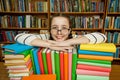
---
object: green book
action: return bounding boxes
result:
[4,49,31,59]
[55,51,60,80]
[77,58,111,64]
[77,75,109,80]
[42,48,48,74]
[51,50,55,74]
[30,49,36,74]
[72,48,77,80]
[77,61,111,68]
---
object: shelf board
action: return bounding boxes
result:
[114,58,120,60]
[72,28,102,31]
[50,12,104,15]
[107,12,120,16]
[104,29,120,31]
[0,28,49,30]
[0,11,48,15]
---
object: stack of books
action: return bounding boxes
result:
[2,43,33,80]
[30,47,78,80]
[77,43,116,80]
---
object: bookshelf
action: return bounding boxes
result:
[0,0,120,61]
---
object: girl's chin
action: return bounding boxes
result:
[55,38,65,41]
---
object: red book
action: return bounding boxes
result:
[46,49,52,74]
[77,64,111,72]
[60,51,64,80]
[38,48,44,74]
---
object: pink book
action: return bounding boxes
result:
[68,50,72,80]
[77,64,111,72]
[76,69,110,76]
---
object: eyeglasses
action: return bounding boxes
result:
[51,27,70,33]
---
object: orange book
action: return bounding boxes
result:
[22,74,56,80]
[78,54,113,61]
[64,52,68,80]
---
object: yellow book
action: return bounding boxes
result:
[80,43,116,53]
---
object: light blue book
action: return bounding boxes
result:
[78,49,114,56]
[2,43,33,54]
[32,48,41,74]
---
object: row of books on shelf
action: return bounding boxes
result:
[1,43,117,80]
[0,0,48,12]
[50,0,104,12]
[69,16,103,29]
[106,32,120,44]
[104,16,120,29]
[108,0,120,12]
[0,31,31,42]
[0,15,48,28]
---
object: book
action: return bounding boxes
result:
[2,43,33,53]
[38,48,44,74]
[79,43,116,53]
[51,50,55,74]
[68,49,72,80]
[78,54,113,61]
[60,51,64,80]
[46,49,52,74]
[77,61,111,68]
[3,49,31,59]
[76,69,109,76]
[72,48,78,80]
[42,48,48,74]
[64,51,68,80]
[77,64,111,72]
[78,50,114,56]
[76,74,109,80]
[22,74,56,80]
[55,51,60,80]
[31,48,40,74]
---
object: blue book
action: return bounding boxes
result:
[2,43,33,54]
[32,48,41,74]
[78,49,114,56]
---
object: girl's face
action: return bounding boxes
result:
[50,17,71,41]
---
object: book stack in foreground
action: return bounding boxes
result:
[2,43,33,80]
[77,43,116,80]
[30,47,77,80]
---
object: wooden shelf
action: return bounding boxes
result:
[0,28,49,30]
[50,12,104,16]
[72,28,102,31]
[104,29,120,31]
[107,12,120,16]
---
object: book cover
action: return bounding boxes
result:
[51,50,55,74]
[2,43,33,53]
[55,51,60,80]
[60,51,64,80]
[22,74,56,80]
[72,48,78,80]
[31,48,40,74]
[78,54,113,61]
[77,74,109,80]
[38,48,44,74]
[79,43,116,53]
[64,51,68,80]
[42,48,48,74]
[46,49,52,74]
[76,69,109,76]
[78,50,114,56]
[77,64,111,72]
